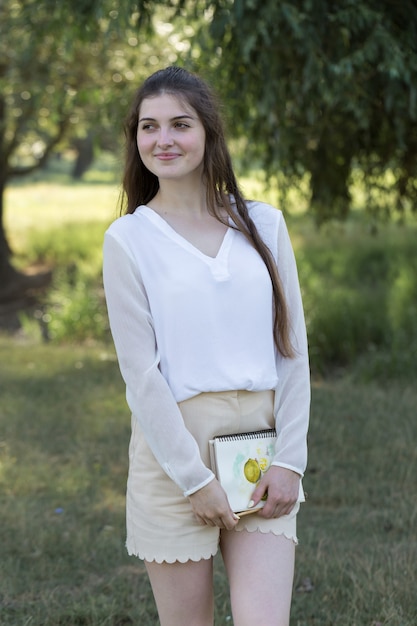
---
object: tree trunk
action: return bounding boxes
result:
[310,128,353,224]
[0,174,18,298]
[0,89,53,322]
[72,133,95,179]
[0,176,52,331]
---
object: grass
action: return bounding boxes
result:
[1,338,416,625]
[5,183,119,252]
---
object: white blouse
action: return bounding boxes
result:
[103,201,310,496]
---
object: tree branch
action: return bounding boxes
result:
[8,117,70,178]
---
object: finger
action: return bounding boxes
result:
[249,485,268,508]
[259,499,289,518]
[223,515,240,531]
[271,501,296,518]
[258,497,279,518]
[209,517,226,529]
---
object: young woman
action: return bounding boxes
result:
[103,66,310,626]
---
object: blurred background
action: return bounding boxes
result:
[1,2,416,624]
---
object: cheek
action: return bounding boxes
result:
[137,136,152,161]
[197,132,206,158]
[188,132,206,157]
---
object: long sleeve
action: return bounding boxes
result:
[272,215,310,477]
[102,231,215,496]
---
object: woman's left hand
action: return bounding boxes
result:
[249,466,300,519]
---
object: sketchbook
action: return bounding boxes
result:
[209,429,277,514]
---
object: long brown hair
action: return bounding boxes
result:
[121,66,294,358]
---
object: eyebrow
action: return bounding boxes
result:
[138,114,195,122]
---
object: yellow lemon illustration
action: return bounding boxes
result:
[258,457,270,472]
[244,458,261,483]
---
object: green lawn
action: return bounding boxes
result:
[1,338,416,625]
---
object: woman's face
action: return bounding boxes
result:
[137,93,206,183]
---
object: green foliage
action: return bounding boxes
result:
[2,0,417,236]
[0,0,197,185]
[0,0,201,292]
[19,222,108,342]
[0,1,139,178]
[388,262,417,345]
[194,0,417,222]
[1,340,416,624]
[3,0,417,224]
[46,276,107,343]
[297,217,417,377]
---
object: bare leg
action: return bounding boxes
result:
[220,529,295,626]
[145,557,214,626]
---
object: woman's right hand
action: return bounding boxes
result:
[188,479,240,530]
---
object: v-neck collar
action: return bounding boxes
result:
[137,205,233,280]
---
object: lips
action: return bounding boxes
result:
[154,153,180,160]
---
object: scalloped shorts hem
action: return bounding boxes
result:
[126,537,219,564]
[126,506,299,564]
[125,390,301,563]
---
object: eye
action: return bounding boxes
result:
[140,122,157,132]
[174,121,190,129]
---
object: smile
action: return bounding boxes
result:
[154,153,180,161]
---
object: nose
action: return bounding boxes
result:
[158,126,174,147]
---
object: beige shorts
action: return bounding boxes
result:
[126,390,300,563]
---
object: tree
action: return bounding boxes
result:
[0,0,156,304]
[193,0,417,222]
[3,0,416,311]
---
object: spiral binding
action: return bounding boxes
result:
[214,428,276,442]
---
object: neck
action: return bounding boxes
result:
[151,179,209,216]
